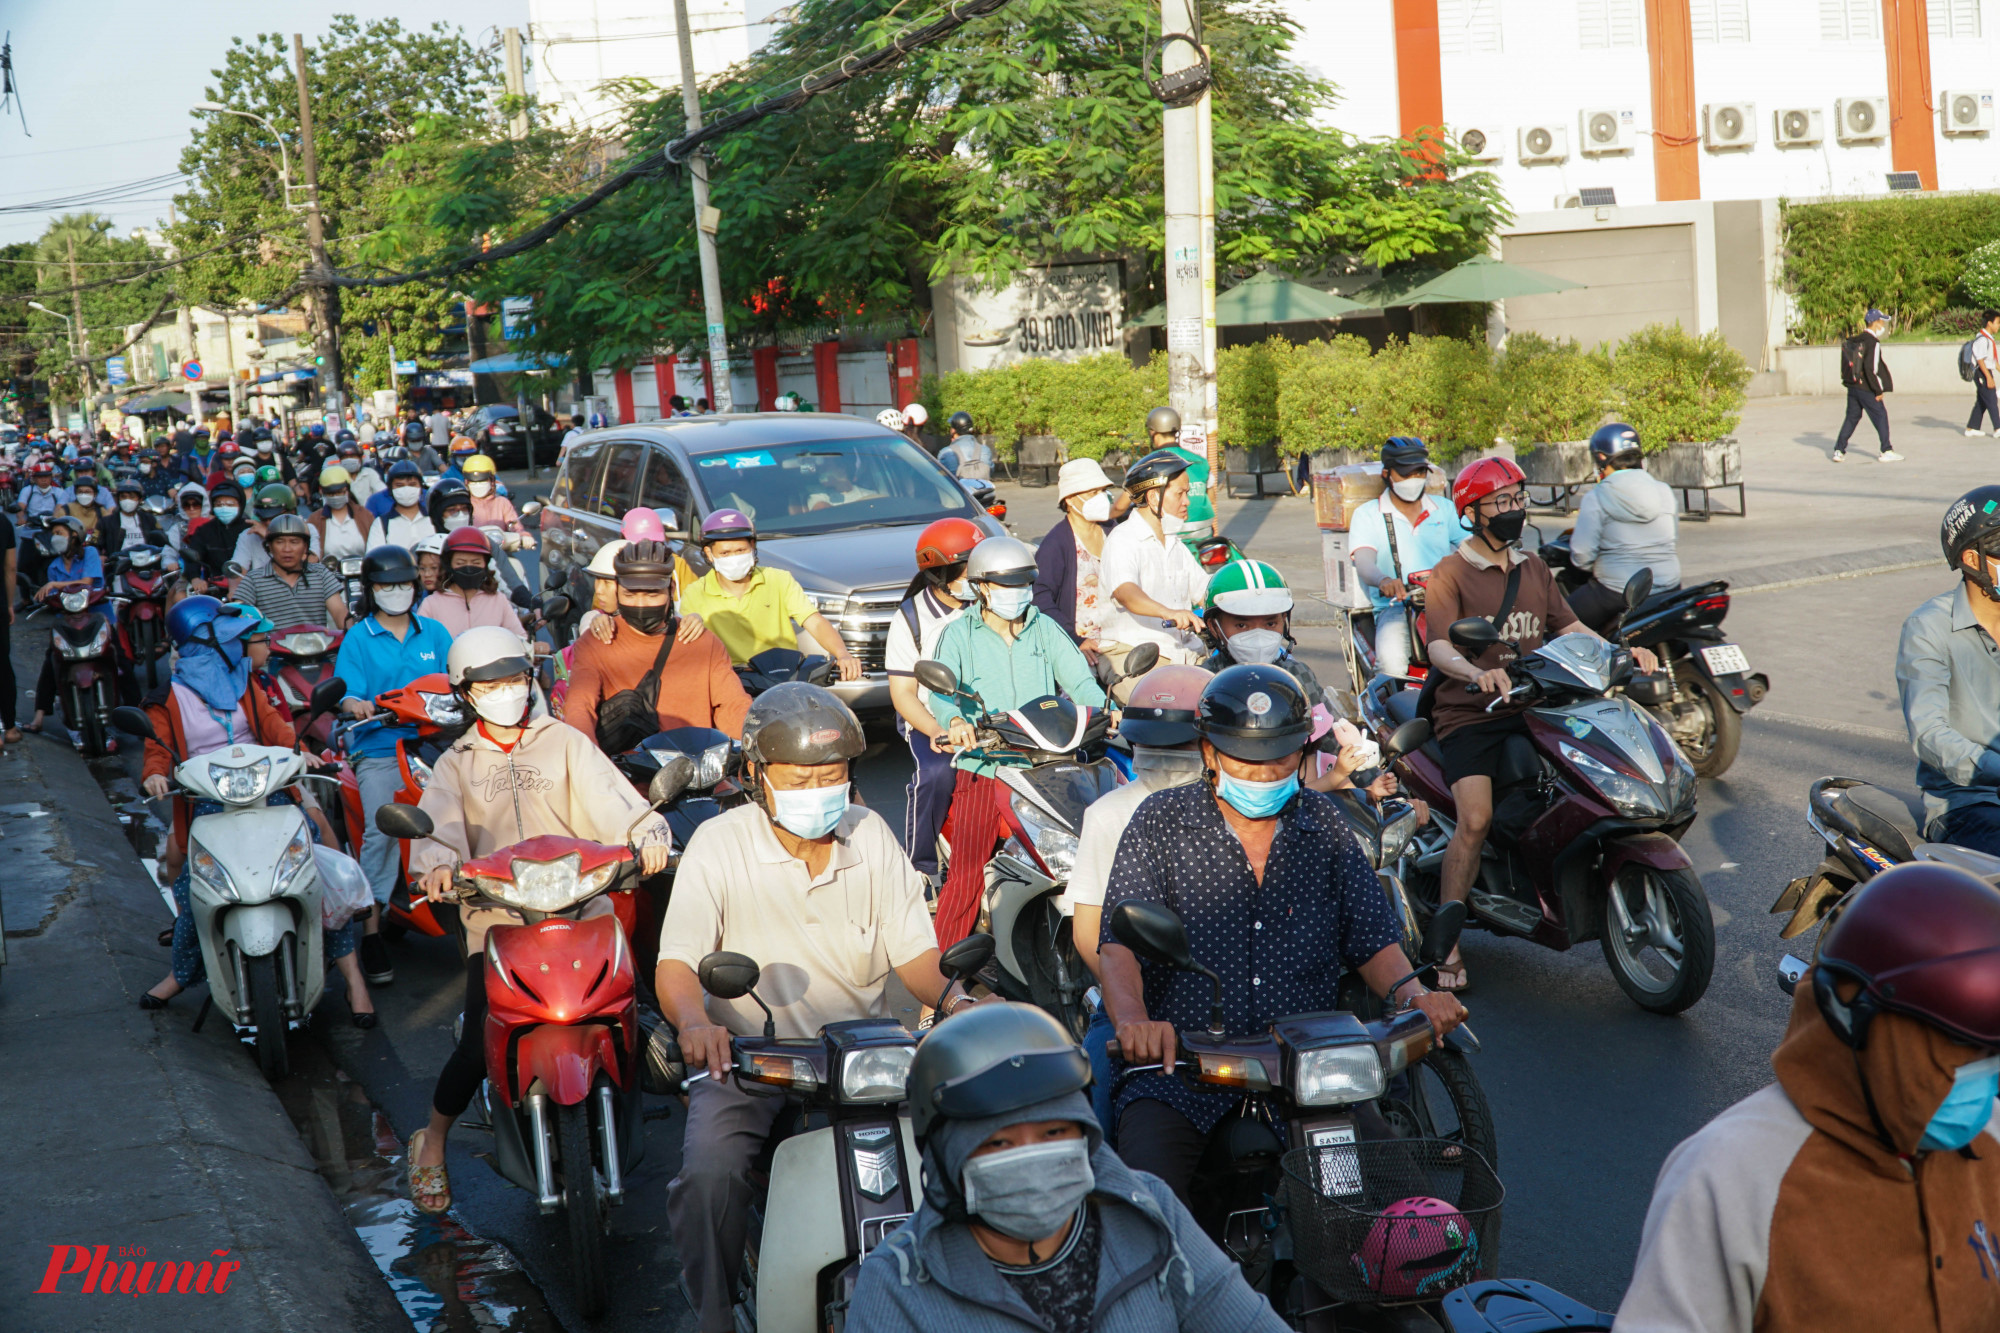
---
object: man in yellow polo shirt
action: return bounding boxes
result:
[679,508,862,678]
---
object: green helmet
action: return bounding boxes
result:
[1203,558,1293,619]
[253,482,295,520]
[255,464,283,485]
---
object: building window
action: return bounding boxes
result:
[1690,0,1752,43]
[1931,0,1982,38]
[1579,0,1643,48]
[1440,0,1503,55]
[1820,0,1878,40]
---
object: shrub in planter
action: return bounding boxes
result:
[1607,324,1750,448]
[1276,335,1376,458]
[1218,338,1289,452]
[1494,332,1612,445]
[1354,335,1500,465]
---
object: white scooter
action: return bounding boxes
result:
[115,678,346,1080]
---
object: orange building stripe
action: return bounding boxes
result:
[1392,0,1444,140]
[1882,0,1939,189]
[1645,0,1701,201]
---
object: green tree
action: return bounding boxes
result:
[19,214,174,414]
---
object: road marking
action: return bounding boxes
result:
[1730,558,1937,595]
[1749,709,1907,743]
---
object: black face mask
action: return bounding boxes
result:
[619,603,669,635]
[448,565,487,592]
[1484,509,1528,545]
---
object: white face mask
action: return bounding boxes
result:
[766,780,849,839]
[1077,492,1112,522]
[713,552,756,582]
[392,485,422,507]
[119,498,140,514]
[947,577,972,601]
[1390,475,1429,502]
[467,480,494,497]
[471,682,530,725]
[49,534,69,554]
[983,585,1033,621]
[1160,510,1186,536]
[1227,628,1288,666]
[373,583,416,614]
[443,513,471,531]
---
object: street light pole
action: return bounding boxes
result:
[1159,0,1218,480]
[671,0,734,413]
[28,301,75,430]
[292,33,343,422]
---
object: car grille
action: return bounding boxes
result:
[821,585,906,673]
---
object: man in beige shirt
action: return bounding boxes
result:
[657,683,973,1333]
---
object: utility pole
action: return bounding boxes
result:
[292,33,342,421]
[672,0,734,413]
[1159,0,1218,482]
[221,308,242,424]
[179,303,202,425]
[67,237,94,427]
[503,28,529,140]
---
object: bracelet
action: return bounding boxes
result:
[941,986,970,1016]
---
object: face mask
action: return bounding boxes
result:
[1227,629,1288,667]
[1160,511,1186,536]
[234,472,255,486]
[118,498,139,514]
[712,552,756,582]
[392,485,421,507]
[1078,492,1113,522]
[49,535,68,554]
[212,504,240,524]
[765,779,849,839]
[619,602,669,635]
[983,585,1032,621]
[960,1137,1095,1242]
[373,583,416,615]
[325,490,349,508]
[468,480,494,497]
[448,565,487,591]
[1131,745,1205,791]
[1390,475,1429,502]
[139,463,152,475]
[74,493,94,507]
[443,512,471,531]
[1919,1054,2000,1152]
[947,577,972,601]
[471,682,531,726]
[1217,770,1300,819]
[1484,508,1527,545]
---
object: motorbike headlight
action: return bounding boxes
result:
[698,740,729,790]
[578,859,623,896]
[274,827,313,891]
[1009,793,1079,879]
[840,1045,916,1103]
[279,630,332,657]
[189,840,239,901]
[1295,1044,1386,1106]
[498,852,587,912]
[60,589,89,613]
[1379,803,1420,865]
[421,692,465,726]
[209,757,272,804]
[1558,742,1665,820]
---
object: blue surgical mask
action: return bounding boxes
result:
[1919,1054,2000,1153]
[766,780,849,839]
[983,585,1032,621]
[212,504,239,524]
[1216,770,1299,819]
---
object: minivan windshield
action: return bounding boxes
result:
[689,435,980,537]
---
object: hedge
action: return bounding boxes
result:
[1781,194,2000,343]
[932,323,1748,463]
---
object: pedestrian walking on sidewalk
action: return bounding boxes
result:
[1835,308,1902,462]
[1969,310,2000,438]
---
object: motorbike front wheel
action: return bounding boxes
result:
[246,951,290,1080]
[558,1099,610,1319]
[76,686,109,758]
[1600,865,1715,1014]
[1667,664,1741,779]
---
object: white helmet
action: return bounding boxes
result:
[447,625,533,688]
[414,533,446,557]
[587,538,628,578]
[903,402,929,427]
[875,408,906,431]
[966,534,1038,587]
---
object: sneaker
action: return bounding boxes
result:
[1880,450,1905,462]
[359,932,394,986]
[1968,429,1986,438]
[1830,451,1846,462]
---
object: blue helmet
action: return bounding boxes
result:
[386,458,424,483]
[166,595,239,648]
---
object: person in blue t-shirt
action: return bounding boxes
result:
[1345,436,1469,681]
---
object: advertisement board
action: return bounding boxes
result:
[937,261,1123,374]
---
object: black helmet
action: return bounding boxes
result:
[947,410,975,435]
[386,458,423,484]
[1943,486,2000,598]
[427,481,471,528]
[1382,436,1430,472]
[111,472,143,495]
[1145,405,1182,437]
[1123,447,1189,497]
[741,682,867,766]
[1198,664,1312,762]
[906,1001,1091,1143]
[360,544,419,587]
[613,539,676,592]
[1588,422,1643,469]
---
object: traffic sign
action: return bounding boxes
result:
[502,297,534,341]
[182,360,203,381]
[105,356,127,385]
[393,360,418,375]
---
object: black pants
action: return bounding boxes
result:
[1116,1096,1394,1211]
[1567,578,1680,635]
[1835,386,1891,453]
[1972,384,2000,433]
[0,608,16,729]
[432,953,488,1119]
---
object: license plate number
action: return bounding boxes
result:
[1701,644,1750,676]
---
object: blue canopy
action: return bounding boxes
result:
[469,352,569,374]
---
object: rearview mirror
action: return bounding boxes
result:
[308,676,346,718]
[509,585,535,610]
[698,951,762,1000]
[374,803,435,840]
[654,506,685,537]
[112,706,156,741]
[1385,717,1431,758]
[518,499,543,520]
[543,593,573,621]
[1109,901,1198,972]
[1447,618,1500,654]
[649,753,697,807]
[938,932,995,984]
[1120,642,1161,680]
[913,660,958,696]
[1624,568,1653,609]
[545,566,567,591]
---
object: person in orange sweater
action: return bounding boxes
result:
[562,540,752,752]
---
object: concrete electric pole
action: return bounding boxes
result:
[66,237,95,425]
[503,28,529,140]
[671,0,734,413]
[1158,0,1219,480]
[292,33,343,420]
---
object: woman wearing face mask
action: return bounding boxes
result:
[308,464,376,560]
[1033,459,1125,661]
[417,527,526,638]
[1346,437,1468,680]
[851,1002,1288,1333]
[182,481,250,588]
[928,536,1109,947]
[426,480,475,537]
[561,540,751,754]
[459,453,534,547]
[1096,450,1207,703]
[167,484,208,556]
[399,626,672,1214]
[24,516,113,740]
[887,518,983,887]
[678,509,861,678]
[100,475,168,555]
[59,478,106,548]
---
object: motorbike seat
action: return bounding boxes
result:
[1810,779,1919,863]
[1495,733,1544,790]
[1382,687,1446,769]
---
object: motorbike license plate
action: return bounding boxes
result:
[1701,644,1751,676]
[1307,1122,1363,1197]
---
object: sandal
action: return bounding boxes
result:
[1433,951,1470,995]
[5,728,21,744]
[407,1129,451,1214]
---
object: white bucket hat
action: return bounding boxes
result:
[1056,458,1114,501]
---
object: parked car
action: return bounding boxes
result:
[458,404,543,469]
[537,414,1006,714]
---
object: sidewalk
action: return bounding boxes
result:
[0,628,404,1327]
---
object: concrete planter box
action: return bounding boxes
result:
[1015,433,1063,486]
[1517,440,1592,486]
[1650,438,1740,490]
[1774,341,1967,396]
[1225,445,1281,474]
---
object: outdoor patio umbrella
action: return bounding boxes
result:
[1388,254,1584,305]
[1134,271,1367,327]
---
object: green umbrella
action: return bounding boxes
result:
[1134,271,1367,327]
[1389,254,1585,305]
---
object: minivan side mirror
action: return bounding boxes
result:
[654,506,686,538]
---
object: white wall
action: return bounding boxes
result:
[529,0,752,133]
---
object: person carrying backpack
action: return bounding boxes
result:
[1835,308,1901,463]
[1966,310,2000,439]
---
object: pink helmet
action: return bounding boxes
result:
[622,507,667,542]
[1353,1196,1478,1299]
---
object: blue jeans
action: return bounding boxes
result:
[1835,386,1891,453]
[354,754,404,905]
[1940,803,2000,858]
[1084,1003,1117,1134]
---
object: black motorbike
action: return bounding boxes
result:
[734,646,834,695]
[1540,530,1766,778]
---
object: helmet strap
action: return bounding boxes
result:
[1965,551,2000,604]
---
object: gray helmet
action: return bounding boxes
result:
[741,682,866,765]
[965,535,1037,588]
[265,513,311,542]
[1145,405,1182,436]
[907,1001,1091,1143]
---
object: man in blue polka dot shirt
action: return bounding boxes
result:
[1098,664,1468,1205]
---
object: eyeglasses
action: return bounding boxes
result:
[1481,491,1528,513]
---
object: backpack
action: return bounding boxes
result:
[1840,335,1868,388]
[1962,337,1981,383]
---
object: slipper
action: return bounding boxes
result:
[1434,952,1470,995]
[406,1129,451,1215]
[157,926,174,947]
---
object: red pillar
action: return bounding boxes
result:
[1883,0,1939,190]
[613,368,635,424]
[752,348,780,411]
[654,357,676,413]
[1391,0,1444,140]
[813,341,842,413]
[889,338,920,409]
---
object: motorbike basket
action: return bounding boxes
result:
[1279,1137,1503,1305]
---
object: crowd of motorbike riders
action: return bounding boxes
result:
[11,402,2000,1332]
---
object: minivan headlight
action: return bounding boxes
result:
[1295,1045,1386,1106]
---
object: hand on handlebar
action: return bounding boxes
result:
[342,698,376,721]
[418,866,457,902]
[1470,667,1513,696]
[142,774,171,799]
[1164,608,1202,635]
[1407,989,1468,1038]
[637,842,670,876]
[946,716,978,751]
[1631,645,1660,675]
[1115,1019,1178,1069]
[1377,577,1407,602]
[680,1022,735,1076]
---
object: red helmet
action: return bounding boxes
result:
[1450,456,1526,517]
[914,516,984,570]
[218,441,240,457]
[1815,862,2000,1050]
[442,526,492,560]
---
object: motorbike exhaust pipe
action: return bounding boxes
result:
[526,1093,560,1213]
[596,1084,624,1204]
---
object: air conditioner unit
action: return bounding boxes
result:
[1455,124,1504,162]
[1703,102,1756,150]
[1518,123,1568,164]
[1942,89,1995,136]
[1774,106,1824,147]
[1578,107,1634,155]
[1835,96,1889,143]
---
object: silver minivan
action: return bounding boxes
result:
[539,413,1003,714]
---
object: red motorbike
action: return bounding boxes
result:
[35,584,124,757]
[267,624,344,748]
[111,545,179,690]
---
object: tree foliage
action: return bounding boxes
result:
[12,214,175,408]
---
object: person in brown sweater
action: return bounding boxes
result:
[1420,458,1654,993]
[563,539,751,750]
